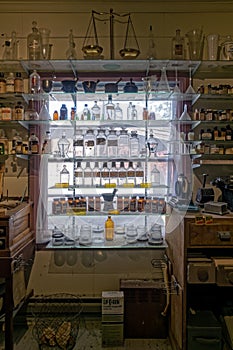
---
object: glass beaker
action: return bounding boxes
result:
[206,34,219,60]
[186,28,204,60]
[39,27,51,59]
[79,224,92,246]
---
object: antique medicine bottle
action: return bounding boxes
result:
[171,29,185,60]
[105,215,114,241]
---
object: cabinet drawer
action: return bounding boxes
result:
[188,223,233,246]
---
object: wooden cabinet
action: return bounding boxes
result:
[0,203,34,350]
[166,211,233,350]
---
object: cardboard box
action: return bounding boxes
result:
[102,291,124,315]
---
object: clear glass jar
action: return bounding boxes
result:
[107,129,118,157]
[96,128,106,156]
[129,131,139,157]
[118,128,129,157]
[27,21,42,60]
[58,132,70,158]
[73,129,84,157]
[84,129,95,157]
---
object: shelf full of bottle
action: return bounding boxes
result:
[45,214,166,249]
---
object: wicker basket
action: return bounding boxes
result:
[32,294,83,350]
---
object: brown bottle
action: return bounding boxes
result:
[105,215,114,241]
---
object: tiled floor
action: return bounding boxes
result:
[0,318,172,350]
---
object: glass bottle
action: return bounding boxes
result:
[130,131,140,157]
[147,25,156,60]
[147,130,158,157]
[29,70,41,93]
[84,129,95,157]
[0,129,8,155]
[74,161,83,187]
[11,31,19,60]
[135,162,144,186]
[14,72,24,93]
[0,73,6,93]
[105,215,114,241]
[127,161,136,185]
[96,128,107,156]
[107,129,118,157]
[118,128,129,157]
[60,104,68,120]
[73,129,84,157]
[92,161,101,187]
[115,103,123,120]
[131,105,138,120]
[39,100,50,121]
[118,161,126,186]
[151,164,160,186]
[29,132,39,154]
[27,21,42,60]
[81,103,91,121]
[83,161,93,187]
[53,110,59,120]
[42,130,52,154]
[91,101,101,121]
[58,132,70,158]
[60,164,70,186]
[127,102,133,120]
[171,29,185,60]
[101,162,110,187]
[65,29,78,60]
[14,101,24,120]
[109,161,118,186]
[6,72,15,93]
[104,95,115,120]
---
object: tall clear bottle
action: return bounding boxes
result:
[27,21,42,60]
[73,129,84,157]
[118,161,127,186]
[96,128,106,156]
[101,162,110,187]
[115,103,123,120]
[83,161,93,187]
[127,161,136,186]
[91,101,101,121]
[118,128,129,157]
[84,129,95,157]
[147,25,157,60]
[107,129,118,157]
[109,161,118,186]
[129,131,140,157]
[74,161,83,187]
[92,161,101,187]
[127,102,133,120]
[171,29,185,60]
[104,95,115,120]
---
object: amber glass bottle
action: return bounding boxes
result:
[105,215,114,241]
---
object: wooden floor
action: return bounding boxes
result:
[0,318,172,350]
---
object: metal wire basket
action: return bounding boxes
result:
[32,293,83,350]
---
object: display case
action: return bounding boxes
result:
[30,59,200,250]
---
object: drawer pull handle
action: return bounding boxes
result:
[217,231,231,241]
